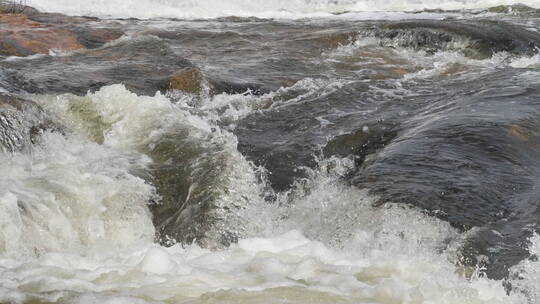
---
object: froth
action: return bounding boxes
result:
[509,233,540,303]
[0,174,526,303]
[324,36,540,81]
[0,85,534,303]
[0,132,156,257]
[25,0,540,19]
[32,84,266,246]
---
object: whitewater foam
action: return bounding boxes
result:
[0,85,537,303]
[510,53,540,68]
[25,0,540,19]
[0,131,156,257]
[323,34,540,82]
[31,85,267,246]
[0,158,528,303]
[509,233,540,303]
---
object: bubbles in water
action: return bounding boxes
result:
[0,131,156,257]
[25,0,540,19]
[509,233,540,303]
[0,85,536,303]
[323,34,540,82]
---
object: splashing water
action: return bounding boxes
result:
[0,85,537,303]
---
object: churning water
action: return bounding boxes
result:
[24,0,540,18]
[2,1,540,303]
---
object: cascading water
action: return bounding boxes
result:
[2,1,540,303]
[0,85,527,304]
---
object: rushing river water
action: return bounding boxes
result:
[2,0,540,303]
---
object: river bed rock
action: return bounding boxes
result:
[0,14,84,56]
[0,6,123,57]
[0,36,198,95]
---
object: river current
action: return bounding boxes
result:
[1,1,540,303]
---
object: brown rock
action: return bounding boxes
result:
[167,69,267,96]
[508,125,530,141]
[0,7,125,57]
[0,14,84,56]
[168,68,205,94]
[0,36,197,96]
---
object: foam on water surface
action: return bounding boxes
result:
[0,132,156,257]
[0,85,539,302]
[0,225,529,303]
[322,34,540,83]
[0,226,531,303]
[25,0,540,19]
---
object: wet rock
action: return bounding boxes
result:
[317,32,356,48]
[0,5,124,57]
[0,36,196,95]
[367,20,540,58]
[0,32,268,97]
[0,14,84,56]
[350,73,540,279]
[142,28,290,95]
[168,68,205,94]
[207,78,268,96]
[323,125,397,167]
[25,12,125,49]
[508,125,530,141]
[0,93,60,152]
[25,12,98,24]
[70,27,124,49]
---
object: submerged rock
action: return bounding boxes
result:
[0,34,267,96]
[70,27,124,49]
[0,37,196,95]
[365,19,540,59]
[323,125,397,167]
[507,125,530,142]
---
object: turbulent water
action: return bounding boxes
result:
[2,0,540,303]
[24,0,540,18]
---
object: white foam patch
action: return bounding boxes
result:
[31,85,267,245]
[193,77,346,128]
[0,205,527,303]
[0,132,156,257]
[37,84,213,149]
[509,233,540,303]
[323,36,540,81]
[3,53,48,62]
[0,85,533,303]
[25,0,540,19]
[510,53,540,68]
